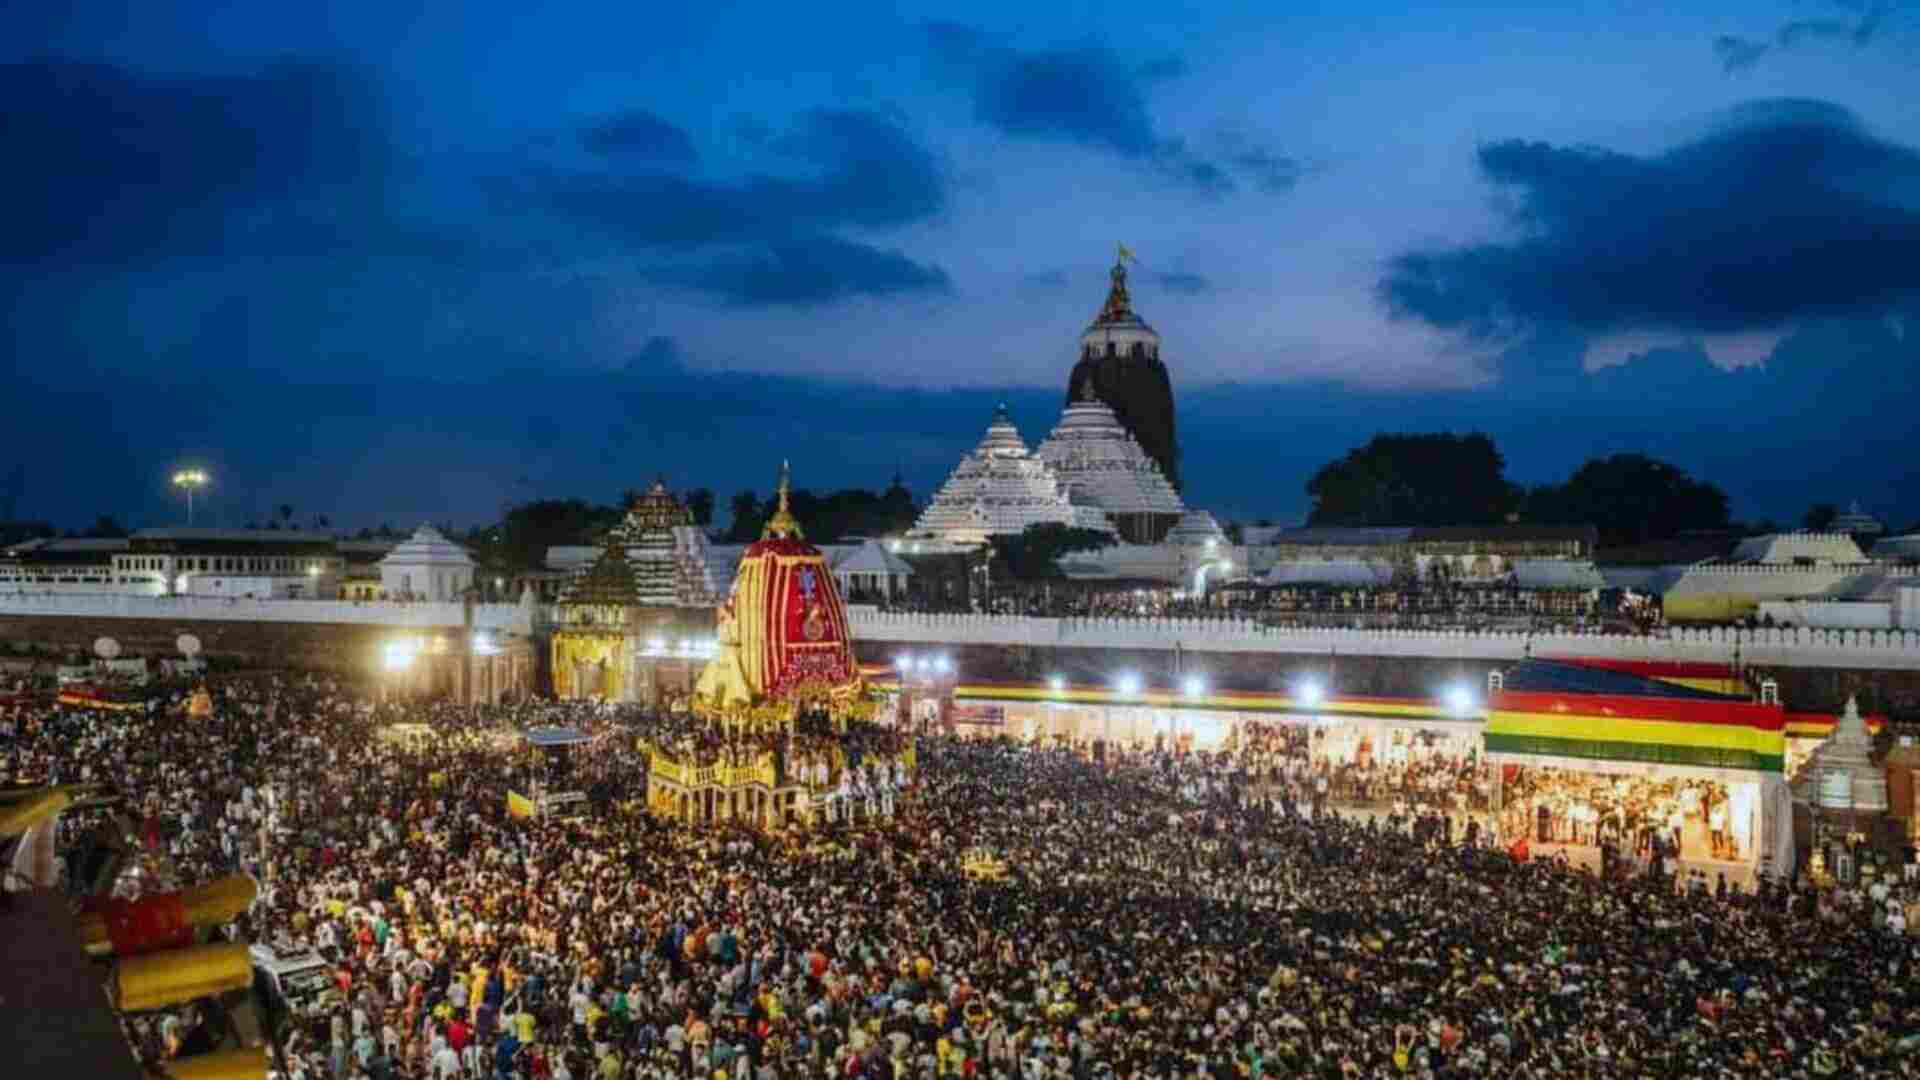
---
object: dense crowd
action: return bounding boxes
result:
[7,676,1920,1079]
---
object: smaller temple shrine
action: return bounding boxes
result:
[549,542,643,701]
[605,479,719,607]
[1793,695,1895,881]
[907,403,1114,546]
[692,462,874,731]
[548,481,718,705]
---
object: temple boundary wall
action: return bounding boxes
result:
[3,595,1919,672]
[845,610,1920,671]
[0,594,532,635]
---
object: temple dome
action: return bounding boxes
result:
[1166,510,1227,547]
[377,524,474,602]
[1035,390,1184,542]
[908,404,1116,546]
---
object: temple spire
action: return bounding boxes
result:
[1095,247,1135,325]
[762,459,804,540]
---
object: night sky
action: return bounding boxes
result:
[5,2,1918,532]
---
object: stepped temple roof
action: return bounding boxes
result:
[909,404,1115,545]
[1035,391,1185,518]
[560,543,641,609]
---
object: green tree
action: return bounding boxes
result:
[484,499,623,572]
[1306,432,1519,526]
[1526,454,1730,547]
[726,487,918,543]
[1801,503,1840,532]
[989,523,1118,581]
[83,515,128,539]
[685,488,715,527]
[726,491,762,542]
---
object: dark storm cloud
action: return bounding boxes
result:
[925,21,1289,198]
[0,58,448,267]
[518,107,949,304]
[1379,100,1920,338]
[1713,1,1895,71]
[583,108,699,164]
[669,235,951,306]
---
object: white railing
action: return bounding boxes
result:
[0,594,532,635]
[847,610,1920,670]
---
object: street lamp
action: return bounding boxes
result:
[171,469,208,526]
[1444,684,1476,717]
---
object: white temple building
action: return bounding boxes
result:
[1832,502,1885,538]
[1034,389,1186,543]
[378,525,475,601]
[907,404,1115,547]
[602,480,718,608]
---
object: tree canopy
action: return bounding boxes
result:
[989,523,1118,581]
[724,481,917,544]
[470,498,623,573]
[1801,503,1839,532]
[1306,433,1518,527]
[1305,434,1734,548]
[1525,453,1730,547]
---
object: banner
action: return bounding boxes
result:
[951,704,1005,727]
[506,791,536,819]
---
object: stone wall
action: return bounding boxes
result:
[0,612,453,674]
[9,598,1920,719]
[847,610,1920,670]
[0,593,531,632]
[852,640,1920,720]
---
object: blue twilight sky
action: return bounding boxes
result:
[4,1,1919,532]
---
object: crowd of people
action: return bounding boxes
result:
[8,674,1920,1079]
[1500,771,1750,864]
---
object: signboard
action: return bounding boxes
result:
[951,704,1005,728]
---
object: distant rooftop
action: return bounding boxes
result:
[1,537,131,559]
[1594,534,1740,567]
[132,528,336,544]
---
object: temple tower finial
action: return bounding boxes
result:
[1096,247,1135,325]
[763,459,804,540]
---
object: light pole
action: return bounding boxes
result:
[171,469,208,526]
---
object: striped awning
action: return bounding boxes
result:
[1487,689,1784,773]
